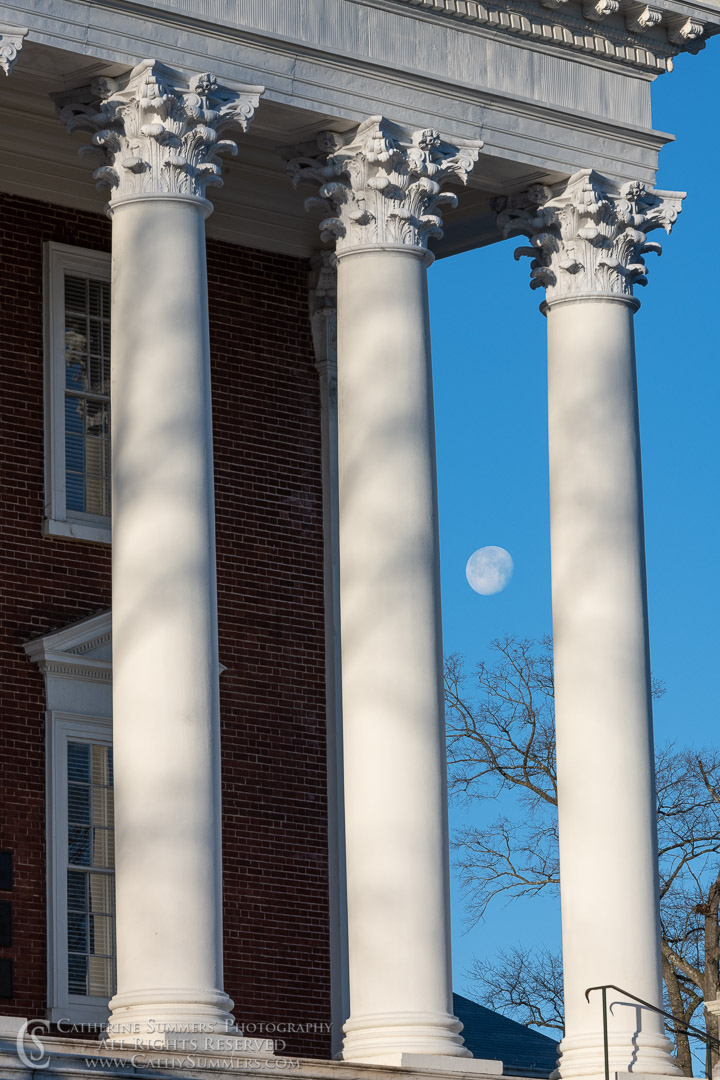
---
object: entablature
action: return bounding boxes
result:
[0,0,710,255]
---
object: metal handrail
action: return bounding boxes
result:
[585,984,720,1080]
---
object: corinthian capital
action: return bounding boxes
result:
[289,116,482,256]
[57,59,263,205]
[496,170,684,305]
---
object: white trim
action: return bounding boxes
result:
[43,242,112,545]
[43,518,112,545]
[24,611,112,685]
[46,712,113,1027]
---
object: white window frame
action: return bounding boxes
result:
[43,242,112,545]
[47,712,114,1026]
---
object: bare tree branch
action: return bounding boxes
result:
[469,946,565,1035]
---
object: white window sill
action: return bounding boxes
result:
[43,518,111,545]
[48,1003,111,1028]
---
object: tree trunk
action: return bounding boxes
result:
[663,956,694,1076]
[703,906,720,1074]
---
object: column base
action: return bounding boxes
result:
[341,1012,474,1065]
[106,987,237,1046]
[0,1017,28,1039]
[552,1032,682,1080]
[367,1054,503,1073]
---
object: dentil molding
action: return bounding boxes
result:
[56,59,264,205]
[495,169,684,304]
[289,117,482,256]
[0,24,27,77]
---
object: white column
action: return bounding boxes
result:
[292,118,484,1067]
[499,171,684,1080]
[338,242,454,1065]
[60,60,262,1039]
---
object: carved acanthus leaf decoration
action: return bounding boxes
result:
[57,59,263,203]
[0,24,28,76]
[289,116,482,255]
[496,170,684,304]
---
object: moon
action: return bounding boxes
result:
[465,546,514,596]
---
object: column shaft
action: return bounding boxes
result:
[337,247,465,1063]
[108,196,233,1035]
[547,297,677,1078]
[290,116,481,1067]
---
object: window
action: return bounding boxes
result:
[48,717,116,1022]
[66,739,115,1001]
[44,243,112,544]
[25,611,115,1024]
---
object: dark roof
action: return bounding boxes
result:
[453,992,559,1078]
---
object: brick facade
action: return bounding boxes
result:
[0,193,332,1057]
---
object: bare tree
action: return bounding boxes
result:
[446,637,720,1076]
[469,945,565,1035]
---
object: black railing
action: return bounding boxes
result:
[585,984,720,1080]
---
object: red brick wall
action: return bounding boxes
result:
[0,193,331,1057]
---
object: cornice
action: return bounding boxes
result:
[348,0,717,73]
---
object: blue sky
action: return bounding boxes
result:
[429,43,720,997]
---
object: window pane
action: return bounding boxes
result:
[68,783,90,825]
[68,826,91,867]
[88,873,113,915]
[66,357,86,392]
[68,954,88,995]
[68,912,88,952]
[91,745,111,788]
[66,740,115,1000]
[67,870,87,910]
[89,356,105,394]
[92,828,114,870]
[66,471,86,513]
[65,396,84,435]
[65,275,88,313]
[67,742,90,784]
[88,955,114,997]
[87,279,104,318]
[90,915,114,957]
[63,271,111,519]
[65,435,85,476]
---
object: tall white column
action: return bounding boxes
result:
[60,61,262,1038]
[292,118,484,1067]
[499,171,684,1080]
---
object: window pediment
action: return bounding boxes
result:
[24,611,112,684]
